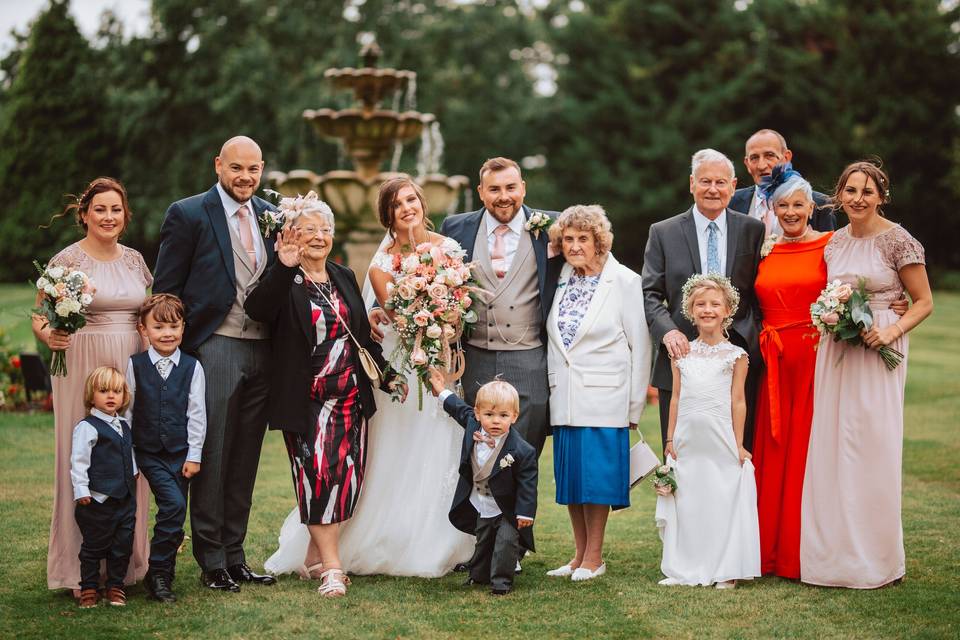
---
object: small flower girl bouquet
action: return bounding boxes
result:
[383,241,482,408]
[32,262,95,376]
[810,278,903,370]
[653,464,677,495]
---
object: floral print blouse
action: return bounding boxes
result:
[557,273,602,350]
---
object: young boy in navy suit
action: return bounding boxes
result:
[70,366,138,608]
[126,293,206,603]
[428,370,538,595]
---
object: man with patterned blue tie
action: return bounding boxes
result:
[641,149,765,453]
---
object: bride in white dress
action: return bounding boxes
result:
[265,178,474,578]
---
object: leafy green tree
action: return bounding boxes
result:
[0,0,116,280]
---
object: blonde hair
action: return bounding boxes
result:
[548,204,614,258]
[475,380,520,415]
[681,273,740,330]
[83,366,131,414]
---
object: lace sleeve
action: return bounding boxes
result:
[878,226,925,271]
[48,243,90,272]
[724,345,748,372]
[123,247,154,289]
[369,251,397,276]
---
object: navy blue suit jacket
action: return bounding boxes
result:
[729,186,836,232]
[439,204,563,341]
[443,394,538,552]
[153,186,277,353]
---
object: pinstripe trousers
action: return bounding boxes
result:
[192,334,271,572]
[462,344,549,457]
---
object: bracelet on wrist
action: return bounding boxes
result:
[894,322,905,338]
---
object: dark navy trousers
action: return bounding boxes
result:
[136,449,189,579]
[74,494,136,590]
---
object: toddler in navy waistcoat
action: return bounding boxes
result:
[70,366,138,608]
[126,293,206,603]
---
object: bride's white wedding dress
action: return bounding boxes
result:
[264,238,474,578]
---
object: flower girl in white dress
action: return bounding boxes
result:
[654,274,761,589]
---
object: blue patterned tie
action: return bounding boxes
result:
[706,221,720,274]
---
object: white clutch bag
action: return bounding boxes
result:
[629,433,662,489]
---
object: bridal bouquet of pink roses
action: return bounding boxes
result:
[32,261,95,376]
[383,241,482,407]
[810,278,903,370]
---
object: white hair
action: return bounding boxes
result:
[279,191,335,229]
[691,149,735,179]
[770,175,813,206]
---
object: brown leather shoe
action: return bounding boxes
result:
[78,588,99,609]
[105,586,127,606]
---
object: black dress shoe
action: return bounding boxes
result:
[453,562,470,573]
[227,563,277,585]
[145,572,177,603]
[201,569,240,592]
[491,586,511,596]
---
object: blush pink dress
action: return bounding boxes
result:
[46,242,153,590]
[800,225,924,588]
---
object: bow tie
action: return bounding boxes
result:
[473,430,496,448]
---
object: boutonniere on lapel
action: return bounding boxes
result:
[760,233,778,259]
[260,189,289,238]
[524,211,553,239]
[499,453,515,469]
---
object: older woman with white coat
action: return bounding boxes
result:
[544,204,651,582]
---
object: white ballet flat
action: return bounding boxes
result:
[571,563,606,582]
[546,564,576,577]
[658,577,682,586]
[714,580,736,590]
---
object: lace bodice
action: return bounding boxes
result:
[369,237,463,279]
[823,225,924,306]
[48,243,152,320]
[676,340,747,419]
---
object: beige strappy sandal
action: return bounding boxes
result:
[318,568,347,598]
[298,562,324,580]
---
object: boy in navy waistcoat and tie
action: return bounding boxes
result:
[126,294,207,603]
[428,371,538,595]
[70,366,138,608]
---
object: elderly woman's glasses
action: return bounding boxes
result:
[296,225,334,237]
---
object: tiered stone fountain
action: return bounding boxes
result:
[268,42,469,279]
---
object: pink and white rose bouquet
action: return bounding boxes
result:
[810,278,903,370]
[383,241,482,406]
[32,261,95,376]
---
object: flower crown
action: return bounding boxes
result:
[758,162,802,206]
[276,190,333,224]
[681,273,740,329]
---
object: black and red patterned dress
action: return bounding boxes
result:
[284,277,366,525]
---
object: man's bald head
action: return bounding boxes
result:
[215,136,264,203]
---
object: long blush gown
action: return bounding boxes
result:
[46,243,152,590]
[752,233,831,578]
[801,225,924,588]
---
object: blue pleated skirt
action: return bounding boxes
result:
[553,426,630,509]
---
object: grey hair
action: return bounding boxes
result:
[691,149,735,179]
[770,175,813,206]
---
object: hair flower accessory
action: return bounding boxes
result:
[262,189,334,237]
[758,162,801,206]
[680,273,740,329]
[524,211,553,239]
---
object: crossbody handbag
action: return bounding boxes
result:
[309,275,384,388]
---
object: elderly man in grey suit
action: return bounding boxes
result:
[642,149,765,453]
[153,136,277,592]
[440,157,562,458]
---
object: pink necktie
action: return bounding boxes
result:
[491,224,510,278]
[236,205,258,268]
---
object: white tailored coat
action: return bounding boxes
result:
[546,253,652,428]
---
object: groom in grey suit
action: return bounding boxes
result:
[440,157,562,457]
[642,149,765,453]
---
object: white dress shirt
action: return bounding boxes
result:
[484,209,525,274]
[692,206,728,275]
[125,346,207,463]
[750,186,782,235]
[71,408,138,502]
[216,182,264,265]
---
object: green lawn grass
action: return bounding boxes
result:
[0,286,957,639]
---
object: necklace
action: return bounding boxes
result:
[780,228,811,243]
